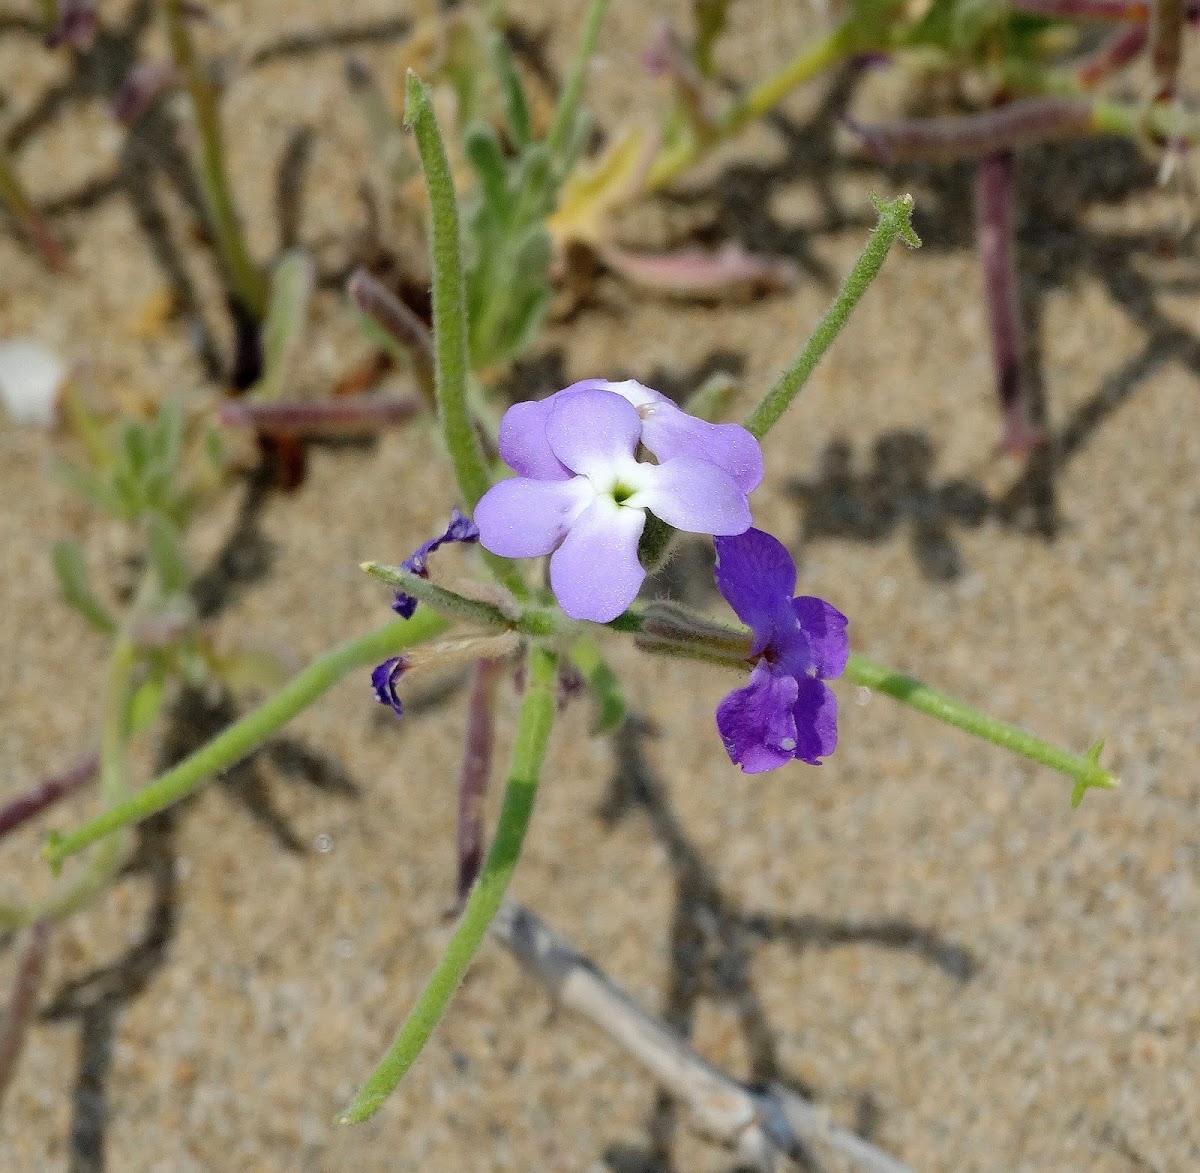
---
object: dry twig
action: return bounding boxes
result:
[491,901,913,1173]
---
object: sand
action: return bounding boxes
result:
[2,0,1199,1169]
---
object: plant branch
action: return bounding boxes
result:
[44,610,448,871]
[743,194,919,440]
[340,645,558,1123]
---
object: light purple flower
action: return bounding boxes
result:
[475,381,760,623]
[713,528,848,773]
[391,508,480,618]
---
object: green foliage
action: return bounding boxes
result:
[51,539,116,636]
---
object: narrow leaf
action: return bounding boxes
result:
[51,539,116,635]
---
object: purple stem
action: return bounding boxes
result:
[1151,0,1184,99]
[1076,24,1148,86]
[975,152,1043,454]
[0,753,98,841]
[218,394,422,436]
[454,659,500,909]
[849,97,1096,164]
[0,920,52,1111]
[346,269,436,407]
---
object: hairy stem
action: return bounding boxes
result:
[455,659,500,905]
[743,194,920,440]
[403,73,491,508]
[844,654,1117,803]
[44,611,447,870]
[340,645,558,1123]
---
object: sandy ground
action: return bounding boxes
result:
[2,1,1199,1170]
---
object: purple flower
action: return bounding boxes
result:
[475,380,761,623]
[391,508,480,618]
[371,656,409,718]
[712,528,848,773]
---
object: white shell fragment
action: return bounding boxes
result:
[0,339,68,426]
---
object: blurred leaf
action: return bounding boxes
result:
[51,538,116,635]
[146,512,189,594]
[569,637,626,734]
[345,57,419,185]
[214,646,292,693]
[548,121,658,247]
[120,419,152,482]
[683,370,737,421]
[488,28,532,146]
[60,384,111,470]
[150,398,185,479]
[51,457,123,516]
[127,671,166,736]
[465,123,514,224]
[249,250,315,403]
[693,0,733,75]
[599,241,798,299]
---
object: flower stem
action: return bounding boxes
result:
[44,610,447,872]
[743,194,920,440]
[843,653,1118,805]
[340,644,558,1123]
[403,72,491,510]
[646,21,857,191]
[161,0,267,320]
[546,0,610,158]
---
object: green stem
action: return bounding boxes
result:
[29,637,138,924]
[161,0,267,319]
[45,610,447,871]
[646,21,857,191]
[340,644,558,1123]
[843,653,1118,804]
[743,194,920,440]
[546,0,610,158]
[403,73,492,510]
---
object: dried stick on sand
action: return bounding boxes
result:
[491,901,912,1173]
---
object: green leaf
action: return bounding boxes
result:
[249,250,315,402]
[51,457,123,516]
[51,538,117,635]
[465,122,514,225]
[127,671,166,736]
[488,27,532,147]
[146,512,189,594]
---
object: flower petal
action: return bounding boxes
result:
[549,498,646,622]
[475,476,592,558]
[602,379,764,494]
[716,663,800,774]
[633,458,751,535]
[793,597,849,679]
[545,387,643,478]
[791,677,838,764]
[498,398,573,480]
[713,528,798,645]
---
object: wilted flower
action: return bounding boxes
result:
[371,655,408,718]
[390,508,480,618]
[475,380,762,622]
[713,528,848,773]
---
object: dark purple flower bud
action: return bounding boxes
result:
[712,528,848,773]
[390,508,480,617]
[371,656,409,717]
